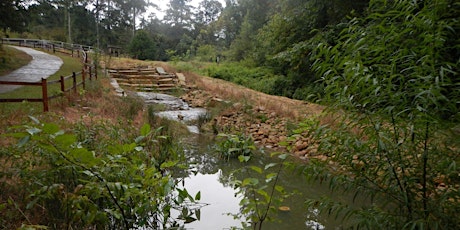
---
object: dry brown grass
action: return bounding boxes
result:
[0,76,146,142]
[183,71,324,121]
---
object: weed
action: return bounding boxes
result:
[214,133,256,161]
[196,111,212,131]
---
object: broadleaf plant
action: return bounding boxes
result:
[303,0,460,228]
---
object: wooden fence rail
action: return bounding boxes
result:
[1,38,93,58]
[0,40,97,112]
[0,67,97,112]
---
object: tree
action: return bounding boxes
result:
[49,0,80,43]
[164,0,193,27]
[214,0,243,48]
[122,0,149,38]
[195,0,223,25]
[0,0,27,33]
[128,30,156,60]
[226,0,273,61]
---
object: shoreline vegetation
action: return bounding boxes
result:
[2,49,459,227]
[1,0,458,228]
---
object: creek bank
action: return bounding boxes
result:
[180,89,324,160]
[105,62,326,161]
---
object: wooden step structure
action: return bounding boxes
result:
[108,67,185,91]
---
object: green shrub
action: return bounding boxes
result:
[304,0,460,228]
[206,63,284,95]
[1,119,200,229]
[214,133,256,161]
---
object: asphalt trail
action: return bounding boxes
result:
[0,46,63,94]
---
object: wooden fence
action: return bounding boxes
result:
[1,38,92,58]
[0,39,97,112]
[0,65,97,112]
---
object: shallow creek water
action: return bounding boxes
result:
[135,91,357,229]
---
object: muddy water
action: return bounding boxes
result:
[136,92,354,229]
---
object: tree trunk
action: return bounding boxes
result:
[67,7,72,43]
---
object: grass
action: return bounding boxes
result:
[0,49,85,112]
[0,45,32,75]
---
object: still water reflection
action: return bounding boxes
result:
[177,135,347,230]
[136,91,357,229]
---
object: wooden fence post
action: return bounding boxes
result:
[60,76,65,92]
[82,71,86,90]
[72,72,77,93]
[42,78,49,112]
[52,44,55,53]
[82,65,86,81]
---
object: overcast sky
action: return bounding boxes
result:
[149,0,226,19]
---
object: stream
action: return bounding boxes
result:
[135,91,357,230]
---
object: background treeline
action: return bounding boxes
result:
[2,0,458,103]
[2,0,370,99]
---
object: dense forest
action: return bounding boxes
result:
[1,0,460,229]
[0,0,374,98]
[2,0,458,102]
[2,0,459,103]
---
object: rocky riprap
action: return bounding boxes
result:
[180,89,323,160]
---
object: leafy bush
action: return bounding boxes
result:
[304,0,460,228]
[1,119,201,229]
[214,133,256,161]
[230,152,293,230]
[128,30,157,60]
[206,63,284,95]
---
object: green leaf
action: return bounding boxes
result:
[54,134,77,147]
[264,163,277,170]
[238,155,251,162]
[17,135,30,147]
[274,185,284,193]
[28,116,40,124]
[122,143,137,152]
[242,178,258,186]
[195,209,201,220]
[26,127,41,135]
[250,166,263,174]
[135,136,145,143]
[256,189,270,201]
[160,160,178,169]
[42,123,60,135]
[228,147,241,153]
[70,148,95,165]
[140,124,151,136]
[278,153,289,160]
[184,216,197,224]
[265,173,278,183]
[195,191,201,201]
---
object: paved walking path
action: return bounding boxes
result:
[0,46,63,94]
